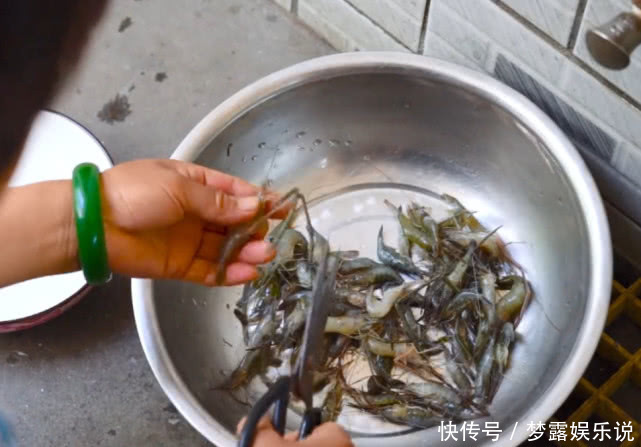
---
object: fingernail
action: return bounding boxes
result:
[238,196,260,211]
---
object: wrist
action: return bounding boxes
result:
[61,179,80,272]
[45,179,82,274]
[0,180,81,286]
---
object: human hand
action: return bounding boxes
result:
[98,158,288,286]
[236,417,354,447]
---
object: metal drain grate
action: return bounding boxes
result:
[523,254,641,446]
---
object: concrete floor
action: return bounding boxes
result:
[0,1,332,446]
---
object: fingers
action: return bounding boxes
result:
[235,240,276,264]
[182,259,258,286]
[236,416,290,447]
[236,416,274,435]
[299,423,354,447]
[196,233,275,264]
[235,417,353,447]
[173,160,261,197]
[219,263,259,285]
[204,219,268,240]
[173,162,294,222]
[180,179,295,227]
[180,180,262,226]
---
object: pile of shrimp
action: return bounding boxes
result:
[222,190,531,429]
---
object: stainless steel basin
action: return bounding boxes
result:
[132,52,612,447]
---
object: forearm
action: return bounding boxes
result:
[0,180,78,286]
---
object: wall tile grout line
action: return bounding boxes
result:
[492,0,556,43]
[567,0,588,50]
[571,55,641,114]
[489,0,641,114]
[342,0,412,51]
[417,0,431,54]
[288,2,347,51]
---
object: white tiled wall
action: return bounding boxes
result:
[273,0,292,10]
[500,0,580,45]
[422,32,487,71]
[560,59,641,146]
[612,141,641,186]
[347,0,426,50]
[274,0,641,207]
[424,0,494,71]
[298,0,408,51]
[429,0,567,82]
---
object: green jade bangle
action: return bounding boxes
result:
[72,163,112,284]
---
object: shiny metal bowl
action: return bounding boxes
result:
[132,52,612,447]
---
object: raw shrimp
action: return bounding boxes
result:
[495,322,515,374]
[224,189,532,431]
[496,276,527,322]
[366,280,427,319]
[338,257,381,275]
[366,338,413,358]
[377,226,422,275]
[343,265,403,287]
[380,405,442,429]
[215,188,297,285]
[321,379,344,422]
[325,315,369,336]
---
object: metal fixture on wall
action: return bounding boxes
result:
[586,0,641,69]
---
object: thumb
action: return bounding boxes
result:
[180,179,261,225]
